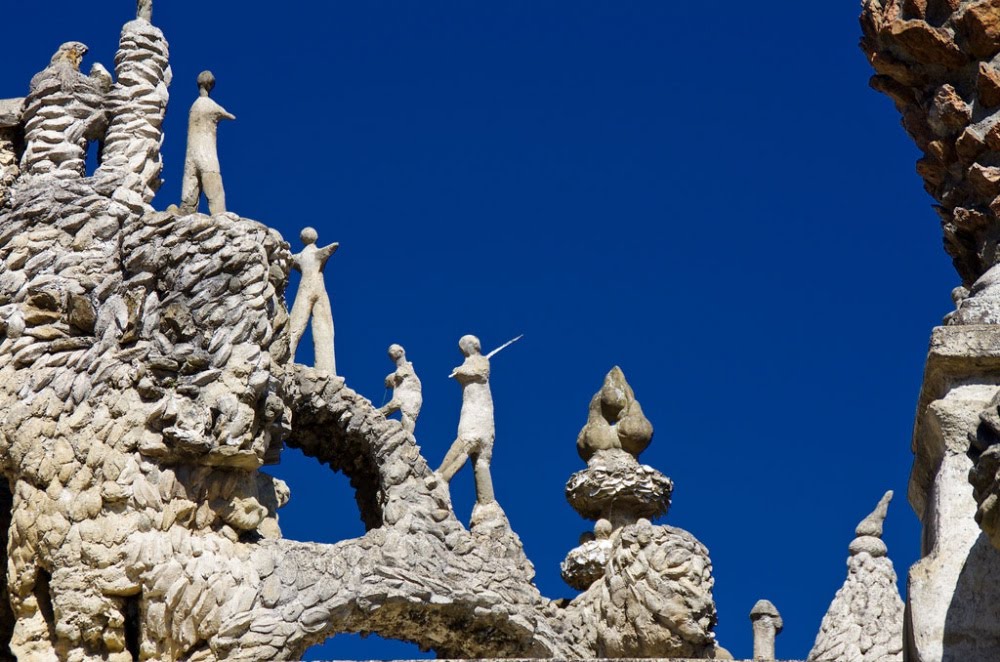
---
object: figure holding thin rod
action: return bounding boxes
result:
[437,334,521,505]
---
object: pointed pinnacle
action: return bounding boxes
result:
[855,490,893,538]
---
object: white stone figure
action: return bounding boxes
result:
[180,71,235,215]
[288,227,339,374]
[378,344,422,433]
[437,336,492,503]
[137,0,152,21]
[437,335,521,504]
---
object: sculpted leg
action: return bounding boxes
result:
[179,163,199,213]
[400,412,416,434]
[311,294,335,374]
[437,440,469,483]
[473,452,495,504]
[201,170,226,215]
[379,398,400,417]
[286,295,312,361]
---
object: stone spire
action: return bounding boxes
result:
[561,367,671,590]
[807,491,904,662]
[558,367,729,659]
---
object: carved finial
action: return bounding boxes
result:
[576,366,653,462]
[137,0,152,22]
[856,490,893,538]
[750,600,783,661]
[849,490,893,557]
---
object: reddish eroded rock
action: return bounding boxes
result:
[904,0,928,19]
[978,61,1000,106]
[861,0,1000,286]
[929,84,972,134]
[956,0,1000,58]
[888,19,966,67]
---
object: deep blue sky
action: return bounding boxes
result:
[2,2,955,659]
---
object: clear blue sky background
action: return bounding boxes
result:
[2,2,956,659]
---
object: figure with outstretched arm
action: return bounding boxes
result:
[437,334,521,505]
[288,227,339,374]
[180,70,235,215]
[378,344,422,433]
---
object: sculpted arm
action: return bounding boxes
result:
[317,241,339,267]
[217,104,236,121]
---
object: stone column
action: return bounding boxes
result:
[750,599,782,661]
[906,326,1000,662]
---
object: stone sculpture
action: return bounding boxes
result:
[861,2,1000,659]
[576,365,654,462]
[19,42,109,179]
[0,3,940,660]
[437,334,499,505]
[287,227,338,374]
[749,600,782,661]
[377,343,422,433]
[807,491,903,662]
[179,71,234,215]
[558,368,729,659]
[1,25,743,649]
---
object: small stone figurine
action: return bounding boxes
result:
[378,344,422,433]
[437,334,520,505]
[180,71,235,215]
[137,0,152,21]
[288,227,339,374]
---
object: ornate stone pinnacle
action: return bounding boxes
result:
[849,490,893,558]
[576,365,653,461]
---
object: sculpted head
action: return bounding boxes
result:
[388,344,405,361]
[300,227,318,245]
[459,335,481,357]
[197,70,216,94]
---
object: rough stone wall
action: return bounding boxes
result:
[0,127,20,209]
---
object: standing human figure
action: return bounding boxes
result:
[180,71,235,215]
[378,344,423,433]
[288,227,339,374]
[438,335,496,505]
